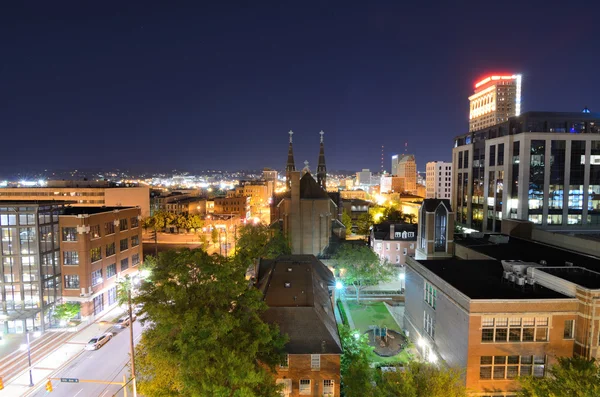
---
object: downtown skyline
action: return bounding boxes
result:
[1,1,599,173]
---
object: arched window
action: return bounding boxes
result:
[434,204,447,252]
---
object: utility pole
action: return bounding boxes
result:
[127,288,137,397]
[154,227,158,258]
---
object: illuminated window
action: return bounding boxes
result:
[482,316,548,343]
[299,379,311,395]
[311,354,320,370]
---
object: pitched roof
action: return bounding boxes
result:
[299,173,331,199]
[422,198,452,213]
[257,255,342,355]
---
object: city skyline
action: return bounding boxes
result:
[1,1,599,173]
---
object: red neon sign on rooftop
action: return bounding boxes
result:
[475,75,517,89]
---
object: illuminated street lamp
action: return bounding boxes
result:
[335,281,343,290]
[20,329,34,387]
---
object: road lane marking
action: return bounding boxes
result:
[100,390,111,397]
[73,388,84,397]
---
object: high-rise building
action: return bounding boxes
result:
[426,161,452,199]
[0,201,65,334]
[469,74,522,132]
[390,154,417,194]
[355,169,373,187]
[453,111,600,232]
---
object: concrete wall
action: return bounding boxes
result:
[532,228,600,258]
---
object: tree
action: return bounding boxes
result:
[517,357,600,397]
[188,214,204,230]
[338,325,376,397]
[383,207,404,223]
[133,249,287,396]
[356,213,374,236]
[403,213,416,224]
[334,244,396,303]
[376,361,468,397]
[53,302,80,321]
[341,211,353,233]
[211,227,219,247]
[235,224,290,268]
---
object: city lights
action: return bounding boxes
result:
[335,281,344,290]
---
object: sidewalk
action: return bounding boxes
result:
[0,305,127,397]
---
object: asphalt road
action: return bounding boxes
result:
[30,321,144,397]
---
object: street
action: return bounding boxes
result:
[29,321,144,397]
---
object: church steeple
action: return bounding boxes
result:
[317,130,327,190]
[286,130,296,190]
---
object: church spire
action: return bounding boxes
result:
[286,130,296,190]
[317,130,327,190]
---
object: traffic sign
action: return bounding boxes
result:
[60,378,79,383]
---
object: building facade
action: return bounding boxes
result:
[453,111,600,232]
[0,185,150,217]
[256,255,342,397]
[370,222,417,266]
[391,154,417,194]
[0,202,64,334]
[59,207,143,321]
[213,196,251,219]
[469,75,522,132]
[426,161,452,199]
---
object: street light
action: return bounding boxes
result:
[24,329,34,387]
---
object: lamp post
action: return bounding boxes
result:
[24,329,34,387]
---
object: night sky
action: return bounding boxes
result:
[2,1,599,174]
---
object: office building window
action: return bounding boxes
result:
[279,354,289,370]
[563,320,574,339]
[424,311,435,339]
[90,225,101,239]
[62,227,77,242]
[497,143,504,166]
[311,354,320,370]
[299,379,311,395]
[489,145,496,166]
[119,218,128,231]
[63,251,79,266]
[482,317,549,342]
[107,286,117,305]
[91,269,103,286]
[121,258,129,272]
[120,238,128,251]
[323,380,334,396]
[64,275,80,289]
[105,221,115,235]
[424,282,437,309]
[107,263,117,278]
[90,247,102,263]
[131,217,139,228]
[529,140,545,212]
[132,253,140,266]
[131,235,139,247]
[106,242,116,257]
[93,294,104,315]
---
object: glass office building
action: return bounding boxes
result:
[0,202,64,334]
[453,111,600,232]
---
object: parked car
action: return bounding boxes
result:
[115,314,137,328]
[84,332,113,351]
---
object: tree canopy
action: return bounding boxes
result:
[234,224,290,269]
[341,211,353,233]
[376,361,468,397]
[334,243,396,302]
[134,248,287,397]
[356,213,374,236]
[338,325,376,397]
[53,302,81,321]
[517,356,600,397]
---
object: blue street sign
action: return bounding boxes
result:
[60,378,79,383]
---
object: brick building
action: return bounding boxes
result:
[255,255,341,397]
[370,222,417,266]
[213,196,250,219]
[59,206,143,320]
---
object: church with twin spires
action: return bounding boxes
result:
[271,131,340,256]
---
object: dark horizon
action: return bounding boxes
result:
[2,1,599,174]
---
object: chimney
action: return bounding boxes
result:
[390,224,395,240]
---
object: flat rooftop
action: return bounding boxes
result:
[417,259,570,300]
[456,234,600,273]
[0,200,74,206]
[539,267,600,289]
[62,206,137,215]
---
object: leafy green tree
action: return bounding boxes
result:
[174,214,188,231]
[383,207,404,223]
[376,361,468,397]
[517,356,600,397]
[339,325,376,397]
[188,214,204,230]
[211,227,219,247]
[235,224,290,268]
[334,244,396,303]
[134,249,287,396]
[53,302,80,321]
[341,211,353,233]
[356,212,374,236]
[141,217,153,232]
[403,213,416,224]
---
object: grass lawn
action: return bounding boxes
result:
[346,301,400,334]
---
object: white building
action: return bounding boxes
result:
[426,161,452,199]
[356,169,373,186]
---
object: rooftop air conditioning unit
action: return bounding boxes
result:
[517,277,526,286]
[540,260,547,265]
[509,273,516,283]
[526,277,535,286]
[565,261,574,267]
[503,271,511,280]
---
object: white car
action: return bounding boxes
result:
[84,332,113,351]
[115,314,137,328]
